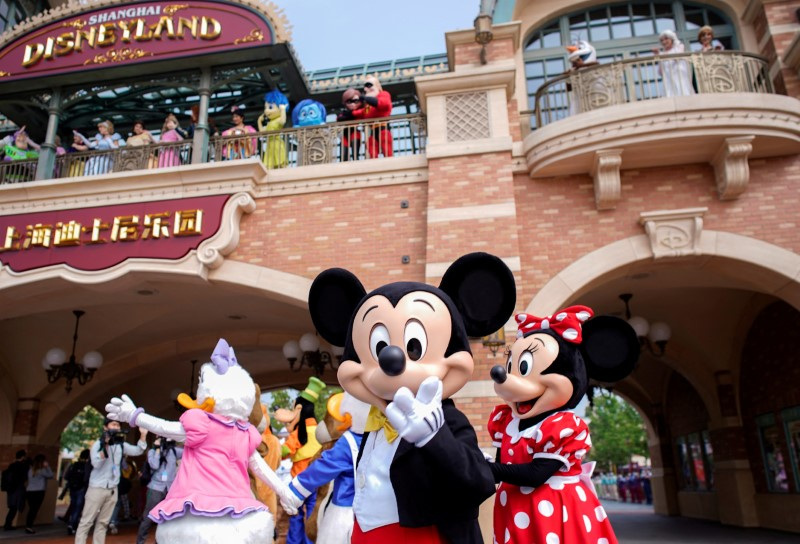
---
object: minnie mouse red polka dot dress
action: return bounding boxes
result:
[488,405,617,544]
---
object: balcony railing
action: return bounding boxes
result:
[0,114,427,185]
[533,51,773,129]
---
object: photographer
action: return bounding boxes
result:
[74,418,146,544]
[136,437,182,544]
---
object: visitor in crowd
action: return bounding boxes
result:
[136,437,182,544]
[3,450,30,531]
[24,454,54,534]
[61,449,91,535]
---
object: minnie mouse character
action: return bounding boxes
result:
[488,307,639,544]
[309,252,516,544]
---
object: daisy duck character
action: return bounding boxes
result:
[288,392,371,544]
[308,252,516,544]
[105,339,299,544]
[488,307,640,544]
[257,89,289,169]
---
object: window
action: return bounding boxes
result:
[674,431,714,491]
[782,407,800,490]
[756,413,790,492]
[523,1,738,126]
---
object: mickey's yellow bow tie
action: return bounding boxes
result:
[364,406,398,443]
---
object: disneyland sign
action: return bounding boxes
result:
[0,195,228,273]
[0,1,272,81]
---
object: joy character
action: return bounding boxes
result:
[257,89,290,169]
[308,252,517,544]
[488,307,639,544]
[105,339,299,544]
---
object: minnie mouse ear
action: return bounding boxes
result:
[309,268,367,348]
[438,252,516,337]
[580,315,640,383]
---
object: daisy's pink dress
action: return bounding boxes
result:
[488,406,617,544]
[149,409,266,522]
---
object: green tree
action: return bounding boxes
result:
[584,394,648,470]
[60,405,104,452]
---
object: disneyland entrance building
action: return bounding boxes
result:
[0,0,798,537]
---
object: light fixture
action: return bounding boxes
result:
[42,310,103,393]
[619,293,671,357]
[481,328,506,356]
[282,332,342,377]
[474,13,494,64]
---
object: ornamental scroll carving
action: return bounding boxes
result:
[570,62,625,113]
[445,92,490,142]
[591,149,623,210]
[711,136,753,200]
[639,207,707,259]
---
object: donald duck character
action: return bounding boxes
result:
[105,339,301,544]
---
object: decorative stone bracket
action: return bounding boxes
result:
[639,207,707,259]
[197,192,256,271]
[591,149,623,210]
[711,136,754,200]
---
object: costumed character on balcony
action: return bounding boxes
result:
[288,392,370,544]
[158,113,185,168]
[337,88,364,161]
[222,106,258,160]
[350,75,393,158]
[257,89,290,169]
[104,339,299,544]
[653,29,694,97]
[1,126,40,161]
[565,40,598,116]
[273,377,326,544]
[292,99,327,128]
[308,252,516,544]
[75,120,125,175]
[487,307,640,544]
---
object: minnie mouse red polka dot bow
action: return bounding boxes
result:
[515,305,594,344]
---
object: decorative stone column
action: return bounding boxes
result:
[35,88,62,181]
[192,67,212,164]
[648,403,680,516]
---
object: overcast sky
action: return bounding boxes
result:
[272,0,478,71]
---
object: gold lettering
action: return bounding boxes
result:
[97,23,116,46]
[0,226,21,252]
[54,33,76,56]
[22,43,44,67]
[82,218,109,244]
[43,37,56,61]
[74,27,97,52]
[111,215,140,242]
[176,16,198,39]
[24,224,53,249]
[53,221,82,246]
[151,16,175,39]
[199,17,221,40]
[174,210,203,236]
[117,20,136,42]
[133,18,153,41]
[142,212,171,239]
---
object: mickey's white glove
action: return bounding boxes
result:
[279,487,304,516]
[106,394,140,426]
[386,376,444,447]
[248,453,300,516]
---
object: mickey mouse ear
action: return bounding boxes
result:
[309,268,367,348]
[581,315,640,382]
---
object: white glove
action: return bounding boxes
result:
[248,453,300,516]
[279,487,304,515]
[106,394,139,425]
[386,376,444,447]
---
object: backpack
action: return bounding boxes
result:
[66,461,89,489]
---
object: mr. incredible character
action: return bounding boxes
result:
[488,307,639,544]
[308,252,517,544]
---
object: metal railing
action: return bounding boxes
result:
[212,113,427,168]
[533,51,773,129]
[0,114,427,185]
[0,158,38,184]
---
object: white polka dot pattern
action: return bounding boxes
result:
[545,533,560,544]
[562,505,568,522]
[598,539,610,544]
[499,490,507,506]
[537,500,554,517]
[520,486,534,495]
[504,528,510,543]
[583,514,592,532]
[514,512,530,529]
[576,485,587,502]
[595,506,607,521]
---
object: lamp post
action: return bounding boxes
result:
[42,310,103,393]
[620,293,671,356]
[474,13,494,65]
[282,332,342,377]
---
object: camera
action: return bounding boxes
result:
[103,429,127,445]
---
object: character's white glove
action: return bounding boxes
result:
[386,376,444,447]
[106,394,141,426]
[247,453,300,516]
[278,487,304,516]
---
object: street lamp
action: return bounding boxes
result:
[282,332,342,377]
[619,293,671,356]
[42,310,103,393]
[481,328,506,356]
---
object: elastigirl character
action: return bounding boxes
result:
[488,306,639,544]
[308,252,516,544]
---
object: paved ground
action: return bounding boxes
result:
[2,501,799,543]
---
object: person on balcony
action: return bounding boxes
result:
[257,89,290,169]
[697,26,724,52]
[76,120,125,176]
[653,30,695,97]
[158,114,185,168]
[222,106,257,160]
[127,121,154,147]
[565,40,599,115]
[351,76,393,158]
[1,127,40,161]
[186,105,219,139]
[337,88,364,161]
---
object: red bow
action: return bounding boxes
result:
[515,305,594,344]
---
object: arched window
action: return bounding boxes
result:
[523,1,738,114]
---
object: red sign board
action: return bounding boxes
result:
[0,195,229,272]
[0,1,273,82]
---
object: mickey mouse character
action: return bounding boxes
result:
[488,306,639,544]
[309,252,516,544]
